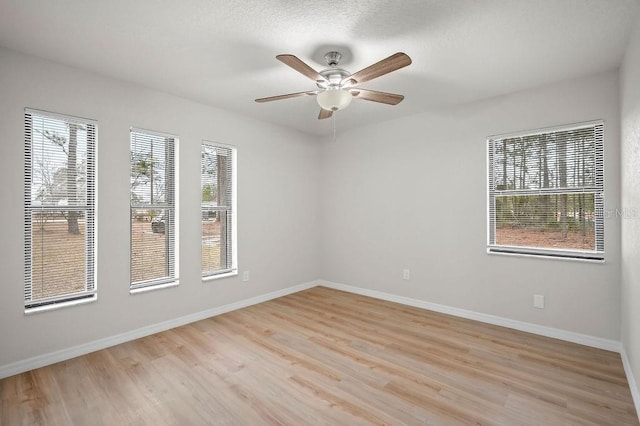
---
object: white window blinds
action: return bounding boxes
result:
[24,109,97,309]
[487,121,604,260]
[130,128,177,289]
[201,142,236,277]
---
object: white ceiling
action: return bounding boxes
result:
[0,0,638,136]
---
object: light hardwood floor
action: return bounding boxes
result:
[1,287,638,425]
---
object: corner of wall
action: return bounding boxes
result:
[619,13,640,422]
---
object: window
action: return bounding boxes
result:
[130,129,177,289]
[24,109,96,310]
[487,121,604,260]
[201,142,236,277]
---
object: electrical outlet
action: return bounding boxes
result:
[533,294,545,309]
[243,271,250,282]
[402,269,410,280]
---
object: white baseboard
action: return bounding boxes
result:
[621,345,640,422]
[0,280,318,380]
[319,281,621,352]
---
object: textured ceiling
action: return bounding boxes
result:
[0,0,638,136]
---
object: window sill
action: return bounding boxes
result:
[25,294,97,315]
[203,270,238,283]
[487,249,605,263]
[130,280,180,295]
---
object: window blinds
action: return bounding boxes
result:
[24,109,96,309]
[130,129,177,288]
[201,142,235,276]
[487,121,604,259]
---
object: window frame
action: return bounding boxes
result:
[201,141,237,279]
[487,120,605,261]
[24,108,97,312]
[129,127,178,291]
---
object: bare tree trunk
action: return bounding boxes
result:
[520,139,525,191]
[512,144,519,224]
[67,124,80,234]
[558,137,568,238]
[580,137,587,236]
[541,136,551,224]
[502,140,508,188]
[218,153,228,269]
[150,141,154,204]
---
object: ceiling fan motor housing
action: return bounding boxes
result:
[317,68,351,89]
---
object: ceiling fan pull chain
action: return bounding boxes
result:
[333,113,336,143]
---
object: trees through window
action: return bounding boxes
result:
[201,142,236,277]
[24,109,96,309]
[487,121,604,260]
[130,129,177,289]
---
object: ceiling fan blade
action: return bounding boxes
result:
[318,109,333,120]
[277,54,326,83]
[350,89,404,105]
[343,52,412,86]
[255,91,317,103]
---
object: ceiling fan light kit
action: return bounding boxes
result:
[317,89,352,111]
[255,51,411,120]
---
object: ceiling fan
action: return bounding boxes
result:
[255,51,412,120]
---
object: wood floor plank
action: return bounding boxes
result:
[1,287,638,425]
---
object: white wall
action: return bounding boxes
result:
[0,47,320,367]
[621,16,640,401]
[320,70,622,339]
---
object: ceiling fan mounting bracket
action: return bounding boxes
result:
[324,51,342,67]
